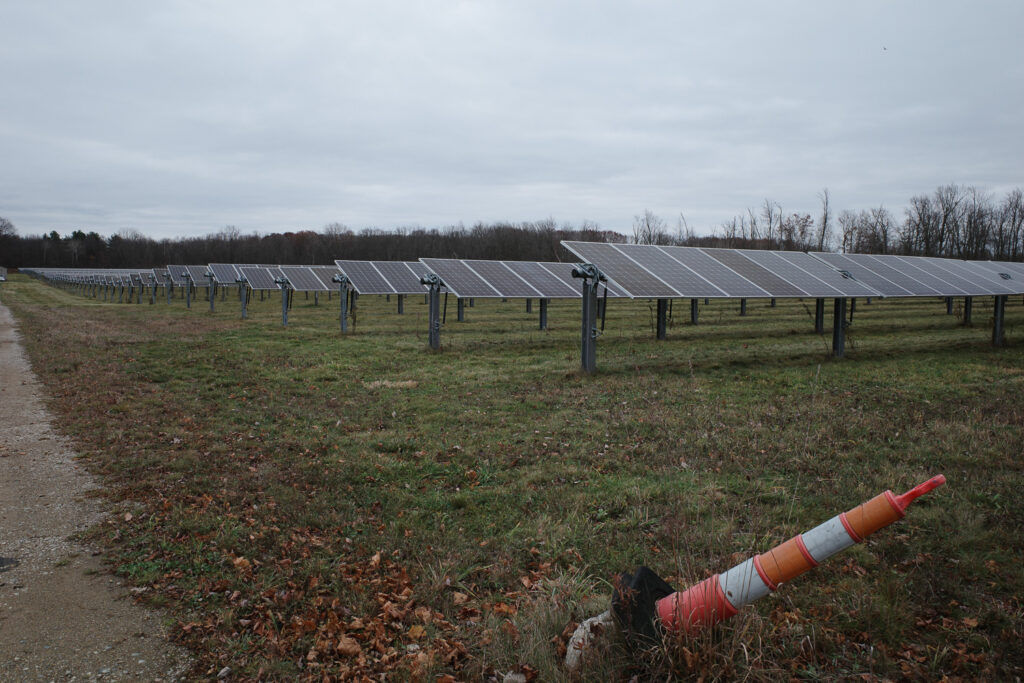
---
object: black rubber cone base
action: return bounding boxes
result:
[612,566,676,645]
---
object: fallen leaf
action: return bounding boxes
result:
[337,636,361,656]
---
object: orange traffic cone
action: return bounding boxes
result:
[609,475,945,646]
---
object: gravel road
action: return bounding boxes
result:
[0,301,192,681]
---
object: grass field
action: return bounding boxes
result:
[3,274,1023,681]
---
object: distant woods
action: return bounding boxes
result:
[0,220,624,270]
[2,184,1022,269]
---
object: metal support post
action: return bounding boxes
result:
[526,299,532,313]
[397,294,404,314]
[690,298,699,325]
[539,298,549,330]
[275,277,290,326]
[963,296,972,325]
[832,298,847,358]
[457,298,465,322]
[849,298,856,323]
[333,274,350,333]
[420,273,443,350]
[946,297,953,315]
[770,298,777,308]
[656,299,668,340]
[573,264,605,372]
[208,273,216,312]
[740,298,747,316]
[238,279,248,319]
[815,298,825,333]
[992,295,1006,346]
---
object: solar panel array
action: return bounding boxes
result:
[561,242,879,299]
[239,266,280,290]
[311,266,343,289]
[185,265,212,285]
[811,253,1022,297]
[335,261,431,295]
[280,266,330,292]
[209,263,242,284]
[417,258,628,299]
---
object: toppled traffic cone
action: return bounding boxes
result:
[565,474,945,672]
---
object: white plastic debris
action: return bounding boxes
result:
[564,609,618,672]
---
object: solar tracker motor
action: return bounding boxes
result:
[566,474,945,671]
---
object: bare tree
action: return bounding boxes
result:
[960,187,994,259]
[993,189,1024,260]
[675,213,695,244]
[632,209,670,245]
[0,216,15,239]
[936,184,965,257]
[838,210,858,253]
[761,199,780,248]
[816,188,831,251]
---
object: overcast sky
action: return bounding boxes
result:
[2,1,1022,240]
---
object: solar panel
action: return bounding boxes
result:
[811,253,915,296]
[735,250,842,297]
[700,248,806,297]
[504,262,580,298]
[912,257,1017,296]
[310,265,343,289]
[185,265,212,285]
[860,255,962,296]
[615,245,728,297]
[461,261,544,298]
[166,265,190,285]
[560,242,679,298]
[538,262,629,298]
[770,251,880,298]
[280,266,330,291]
[972,260,1024,293]
[658,246,770,298]
[372,261,433,294]
[209,263,241,284]
[239,266,280,290]
[335,260,396,294]
[418,259,503,298]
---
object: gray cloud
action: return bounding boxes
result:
[2,1,1021,239]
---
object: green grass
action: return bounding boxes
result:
[3,274,1023,681]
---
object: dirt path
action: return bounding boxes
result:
[0,302,192,681]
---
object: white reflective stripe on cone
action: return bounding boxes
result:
[801,515,857,563]
[718,557,772,609]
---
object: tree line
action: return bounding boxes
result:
[647,185,1024,261]
[2,184,1022,270]
[0,219,624,270]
